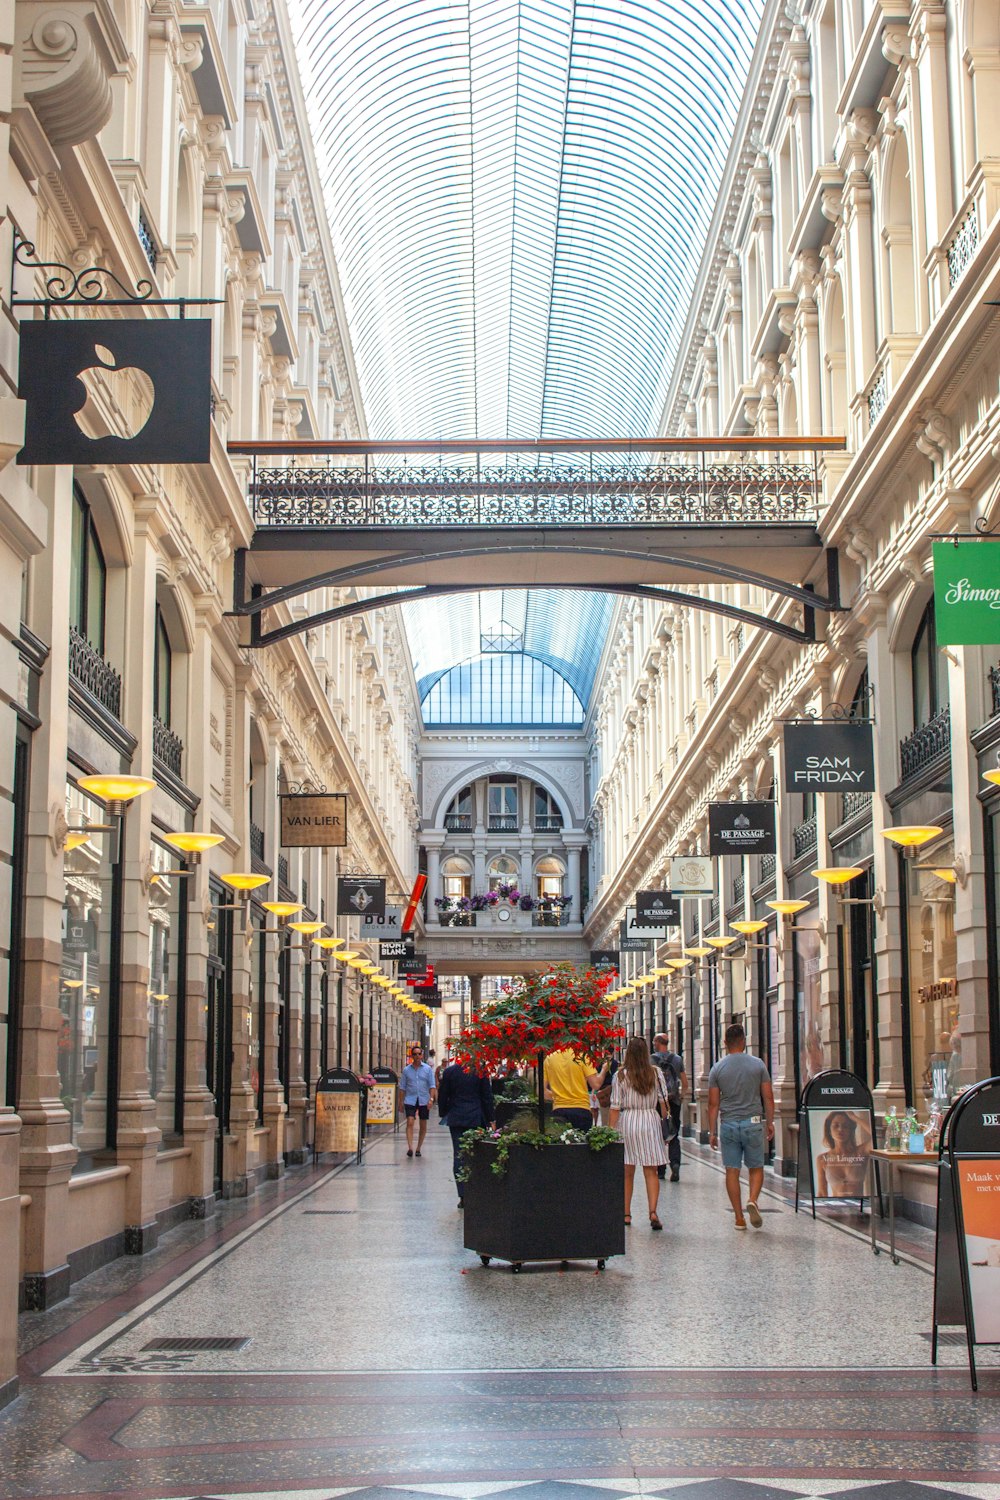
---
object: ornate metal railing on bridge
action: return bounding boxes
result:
[235,438,829,530]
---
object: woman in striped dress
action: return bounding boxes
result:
[609,1036,669,1230]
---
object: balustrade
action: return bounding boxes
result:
[69,626,122,720]
[899,705,951,782]
[152,715,183,778]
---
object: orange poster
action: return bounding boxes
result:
[957,1160,1000,1343]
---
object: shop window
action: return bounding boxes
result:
[839,869,878,1091]
[248,905,266,1125]
[985,803,1000,1077]
[153,606,172,725]
[793,910,824,1093]
[910,602,949,730]
[147,839,185,1141]
[487,854,519,891]
[902,836,958,1109]
[2,728,30,1108]
[61,780,119,1168]
[70,487,107,653]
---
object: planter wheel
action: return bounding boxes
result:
[479,1255,491,1267]
[596,1259,606,1270]
[511,1262,522,1273]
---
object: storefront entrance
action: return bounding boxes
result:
[206,882,233,1192]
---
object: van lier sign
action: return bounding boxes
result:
[933,541,1000,644]
[783,721,875,792]
[279,793,347,847]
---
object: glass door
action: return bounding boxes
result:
[205,883,232,1192]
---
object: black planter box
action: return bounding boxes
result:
[493,1098,550,1129]
[463,1139,625,1268]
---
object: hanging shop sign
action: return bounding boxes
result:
[18,318,212,466]
[932,1076,1000,1388]
[783,722,876,792]
[337,876,386,917]
[279,792,348,847]
[619,917,652,953]
[314,1068,364,1161]
[412,983,441,1007]
[933,541,1000,645]
[380,938,412,961]
[399,952,427,977]
[361,904,401,939]
[795,1070,876,1217]
[590,950,620,969]
[634,890,681,928]
[669,855,714,898]
[366,1071,398,1127]
[708,801,777,856]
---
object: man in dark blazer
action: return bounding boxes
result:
[437,1058,495,1208]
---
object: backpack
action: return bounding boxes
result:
[654,1051,682,1102]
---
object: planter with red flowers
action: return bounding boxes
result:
[452,964,625,1272]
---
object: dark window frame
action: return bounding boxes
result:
[71,485,108,653]
[153,604,172,726]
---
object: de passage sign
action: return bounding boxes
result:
[933,541,1000,644]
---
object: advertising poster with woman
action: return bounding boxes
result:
[809,1108,873,1199]
[957,1159,1000,1342]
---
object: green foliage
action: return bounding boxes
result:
[457,1122,621,1180]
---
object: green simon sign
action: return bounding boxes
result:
[932,542,1000,644]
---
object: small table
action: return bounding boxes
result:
[869,1148,939,1264]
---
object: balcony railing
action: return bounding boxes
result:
[278,854,290,888]
[532,906,572,927]
[534,815,563,832]
[990,665,1000,721]
[841,790,872,823]
[759,852,776,881]
[250,821,265,863]
[152,715,183,778]
[867,366,888,427]
[947,207,979,289]
[488,815,518,833]
[900,704,951,782]
[733,873,745,904]
[792,815,817,859]
[444,814,471,832]
[69,626,121,720]
[438,911,476,927]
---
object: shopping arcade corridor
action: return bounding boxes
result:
[5,1126,1000,1500]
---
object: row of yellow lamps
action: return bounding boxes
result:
[611,823,961,993]
[68,779,432,1018]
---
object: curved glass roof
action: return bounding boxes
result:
[290,0,766,720]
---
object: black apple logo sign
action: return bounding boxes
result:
[73,343,155,441]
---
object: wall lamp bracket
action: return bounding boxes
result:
[838,889,886,917]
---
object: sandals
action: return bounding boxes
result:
[649,1213,663,1231]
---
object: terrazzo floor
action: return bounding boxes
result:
[2,1126,998,1500]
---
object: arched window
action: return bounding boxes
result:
[911,603,949,729]
[70,486,107,652]
[441,856,471,902]
[535,855,565,900]
[153,605,172,725]
[487,855,519,892]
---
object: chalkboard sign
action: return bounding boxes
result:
[795,1069,876,1218]
[932,1077,1000,1390]
[314,1068,364,1162]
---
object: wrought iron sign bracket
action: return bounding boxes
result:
[11,231,223,318]
[929,518,1000,543]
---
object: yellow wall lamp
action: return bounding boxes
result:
[60,774,156,861]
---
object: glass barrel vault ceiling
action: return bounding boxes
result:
[289,0,767,724]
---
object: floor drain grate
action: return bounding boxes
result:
[302,1209,356,1215]
[920,1331,968,1346]
[140,1336,251,1352]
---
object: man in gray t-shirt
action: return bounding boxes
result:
[707,1023,774,1230]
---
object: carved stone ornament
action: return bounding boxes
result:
[15,2,128,148]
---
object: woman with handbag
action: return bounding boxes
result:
[608,1037,670,1230]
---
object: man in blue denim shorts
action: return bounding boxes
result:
[707,1024,774,1230]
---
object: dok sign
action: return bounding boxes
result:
[783,722,876,793]
[18,318,212,466]
[933,541,1000,644]
[279,793,347,847]
[708,801,776,857]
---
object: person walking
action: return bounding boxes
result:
[399,1045,436,1158]
[608,1036,671,1229]
[543,1046,609,1132]
[437,1058,494,1207]
[652,1033,687,1182]
[707,1023,775,1229]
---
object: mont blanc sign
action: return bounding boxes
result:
[933,541,1000,644]
[280,793,347,847]
[783,722,875,792]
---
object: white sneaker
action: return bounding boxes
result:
[746,1201,762,1228]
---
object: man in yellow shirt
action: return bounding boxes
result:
[544,1048,609,1132]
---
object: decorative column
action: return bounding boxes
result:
[469,974,482,1021]
[423,833,444,908]
[563,835,584,922]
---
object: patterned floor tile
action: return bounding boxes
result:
[646,1484,809,1500]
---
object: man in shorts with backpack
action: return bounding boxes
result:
[652,1033,687,1182]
